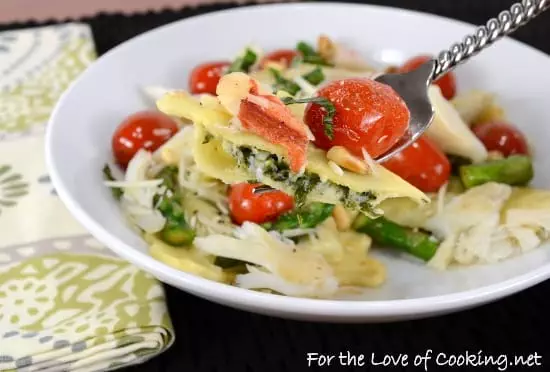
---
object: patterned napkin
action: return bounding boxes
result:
[0,23,174,371]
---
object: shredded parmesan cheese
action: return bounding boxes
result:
[304,125,316,142]
[196,214,234,235]
[160,148,178,165]
[361,147,377,176]
[263,61,285,71]
[246,94,270,109]
[281,228,317,238]
[293,76,317,96]
[228,117,242,130]
[436,181,448,216]
[189,214,198,229]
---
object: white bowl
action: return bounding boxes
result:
[45,2,550,322]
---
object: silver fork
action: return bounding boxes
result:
[374,0,549,163]
[253,0,548,195]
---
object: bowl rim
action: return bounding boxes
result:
[45,1,550,319]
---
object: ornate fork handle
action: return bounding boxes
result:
[433,0,549,81]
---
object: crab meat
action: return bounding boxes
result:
[217,72,310,173]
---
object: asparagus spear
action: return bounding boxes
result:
[262,202,334,231]
[296,41,332,66]
[352,214,439,261]
[158,217,195,246]
[154,166,195,247]
[459,155,533,189]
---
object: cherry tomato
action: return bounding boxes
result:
[382,137,451,192]
[228,183,294,225]
[304,78,409,159]
[189,61,230,95]
[472,121,529,157]
[399,55,457,100]
[112,111,179,169]
[260,49,300,68]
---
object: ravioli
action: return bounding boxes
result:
[157,91,428,213]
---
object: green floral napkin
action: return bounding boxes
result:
[0,23,174,371]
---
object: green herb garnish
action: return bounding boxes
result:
[262,202,334,231]
[302,66,325,85]
[296,41,332,66]
[102,164,123,200]
[296,41,317,56]
[281,96,335,139]
[269,68,301,96]
[303,55,332,66]
[227,48,257,73]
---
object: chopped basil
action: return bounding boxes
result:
[303,55,332,66]
[296,41,317,57]
[269,68,301,96]
[102,164,123,200]
[302,66,325,85]
[281,96,335,139]
[296,41,332,66]
[227,48,257,73]
[271,66,324,96]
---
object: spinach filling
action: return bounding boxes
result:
[225,143,377,213]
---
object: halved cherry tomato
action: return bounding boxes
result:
[260,49,300,68]
[112,111,179,169]
[189,61,230,95]
[472,121,529,157]
[399,55,457,100]
[382,137,451,192]
[228,183,294,225]
[304,78,409,159]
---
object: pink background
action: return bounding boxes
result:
[0,0,270,23]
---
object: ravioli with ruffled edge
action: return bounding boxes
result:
[156,72,428,216]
